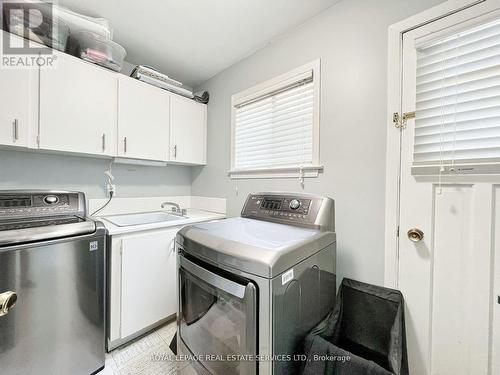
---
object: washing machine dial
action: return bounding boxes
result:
[289,199,301,210]
[44,195,59,205]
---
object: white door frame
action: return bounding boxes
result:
[384,0,498,288]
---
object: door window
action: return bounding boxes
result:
[179,264,256,374]
[413,18,500,175]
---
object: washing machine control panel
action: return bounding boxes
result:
[241,193,328,227]
[0,191,86,219]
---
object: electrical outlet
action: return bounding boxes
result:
[106,183,116,197]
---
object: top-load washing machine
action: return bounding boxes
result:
[176,192,336,375]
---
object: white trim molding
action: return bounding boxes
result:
[229,59,321,179]
[228,164,324,180]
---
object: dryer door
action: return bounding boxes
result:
[178,254,257,375]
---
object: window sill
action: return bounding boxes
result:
[228,165,324,180]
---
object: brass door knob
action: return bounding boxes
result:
[0,291,17,317]
[407,228,424,242]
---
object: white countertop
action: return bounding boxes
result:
[96,208,226,236]
[88,196,227,236]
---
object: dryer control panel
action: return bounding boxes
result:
[241,192,334,230]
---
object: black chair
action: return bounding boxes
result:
[301,278,409,375]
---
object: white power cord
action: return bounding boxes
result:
[105,162,116,197]
[91,162,116,216]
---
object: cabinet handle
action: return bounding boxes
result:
[173,145,177,158]
[13,119,19,142]
[102,133,106,152]
[124,137,127,153]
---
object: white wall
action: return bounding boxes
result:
[191,0,444,286]
[0,150,192,199]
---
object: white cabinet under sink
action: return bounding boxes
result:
[117,77,170,161]
[39,52,118,156]
[169,95,207,165]
[120,229,178,338]
[108,227,179,348]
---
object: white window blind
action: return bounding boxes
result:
[233,71,315,171]
[414,18,500,174]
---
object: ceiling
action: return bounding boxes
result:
[57,0,339,88]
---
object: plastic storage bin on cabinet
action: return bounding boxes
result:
[3,2,69,51]
[55,6,113,39]
[71,31,126,72]
[55,5,113,55]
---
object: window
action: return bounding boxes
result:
[229,60,321,179]
[413,18,500,175]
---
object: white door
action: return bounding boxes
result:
[169,95,207,165]
[39,52,117,156]
[120,229,178,338]
[117,77,170,161]
[397,5,500,375]
[0,66,35,148]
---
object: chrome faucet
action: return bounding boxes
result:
[161,201,187,216]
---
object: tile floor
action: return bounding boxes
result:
[99,320,194,375]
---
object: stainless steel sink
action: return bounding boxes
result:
[102,211,188,227]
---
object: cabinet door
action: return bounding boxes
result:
[117,77,169,161]
[169,96,207,165]
[0,36,36,148]
[39,52,117,156]
[120,229,178,338]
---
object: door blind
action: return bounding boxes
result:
[233,73,314,170]
[414,18,500,172]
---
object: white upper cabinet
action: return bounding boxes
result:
[38,51,117,156]
[117,77,170,161]
[0,32,207,165]
[0,68,36,148]
[0,32,37,148]
[169,95,207,165]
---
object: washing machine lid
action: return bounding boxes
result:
[177,217,336,278]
